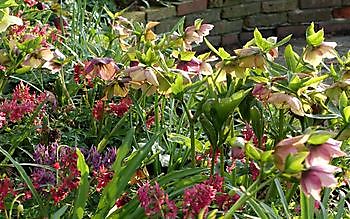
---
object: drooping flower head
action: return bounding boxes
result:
[301,164,340,201]
[306,138,346,167]
[85,58,120,81]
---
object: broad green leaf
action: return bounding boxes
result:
[179,51,196,61]
[343,106,350,123]
[72,149,90,219]
[306,23,324,47]
[93,133,160,219]
[171,74,185,95]
[284,152,309,174]
[51,205,69,219]
[284,45,299,72]
[213,89,251,126]
[245,142,262,161]
[307,131,331,145]
[218,47,230,60]
[167,133,206,152]
[254,28,273,52]
[0,0,17,9]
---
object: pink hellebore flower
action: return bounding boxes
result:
[184,24,214,45]
[303,42,337,67]
[274,135,308,171]
[85,58,119,81]
[306,138,346,167]
[301,164,340,201]
[176,57,213,78]
[177,58,201,72]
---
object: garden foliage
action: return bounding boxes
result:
[0,0,349,218]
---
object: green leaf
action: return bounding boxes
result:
[339,91,348,111]
[204,37,220,58]
[250,106,264,144]
[284,44,299,72]
[218,47,231,60]
[284,152,309,174]
[213,89,251,127]
[306,22,316,37]
[307,131,332,145]
[112,128,135,171]
[179,51,196,61]
[0,0,17,9]
[51,205,69,219]
[93,132,161,219]
[167,133,206,152]
[343,106,350,123]
[275,34,292,48]
[245,142,262,161]
[261,150,274,162]
[247,198,269,219]
[171,74,185,95]
[254,28,273,52]
[274,179,290,219]
[306,23,324,47]
[72,149,90,219]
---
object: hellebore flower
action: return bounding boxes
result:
[303,42,337,67]
[306,138,346,167]
[184,22,214,46]
[267,93,304,116]
[252,83,271,101]
[85,58,119,81]
[301,164,340,201]
[126,66,159,87]
[274,135,309,171]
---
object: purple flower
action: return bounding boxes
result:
[86,146,117,171]
[306,138,346,167]
[301,164,340,201]
[33,143,58,165]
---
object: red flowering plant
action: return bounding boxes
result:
[1,0,350,218]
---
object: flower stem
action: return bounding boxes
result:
[180,98,196,167]
[224,177,274,218]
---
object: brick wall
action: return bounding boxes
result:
[123,0,350,48]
